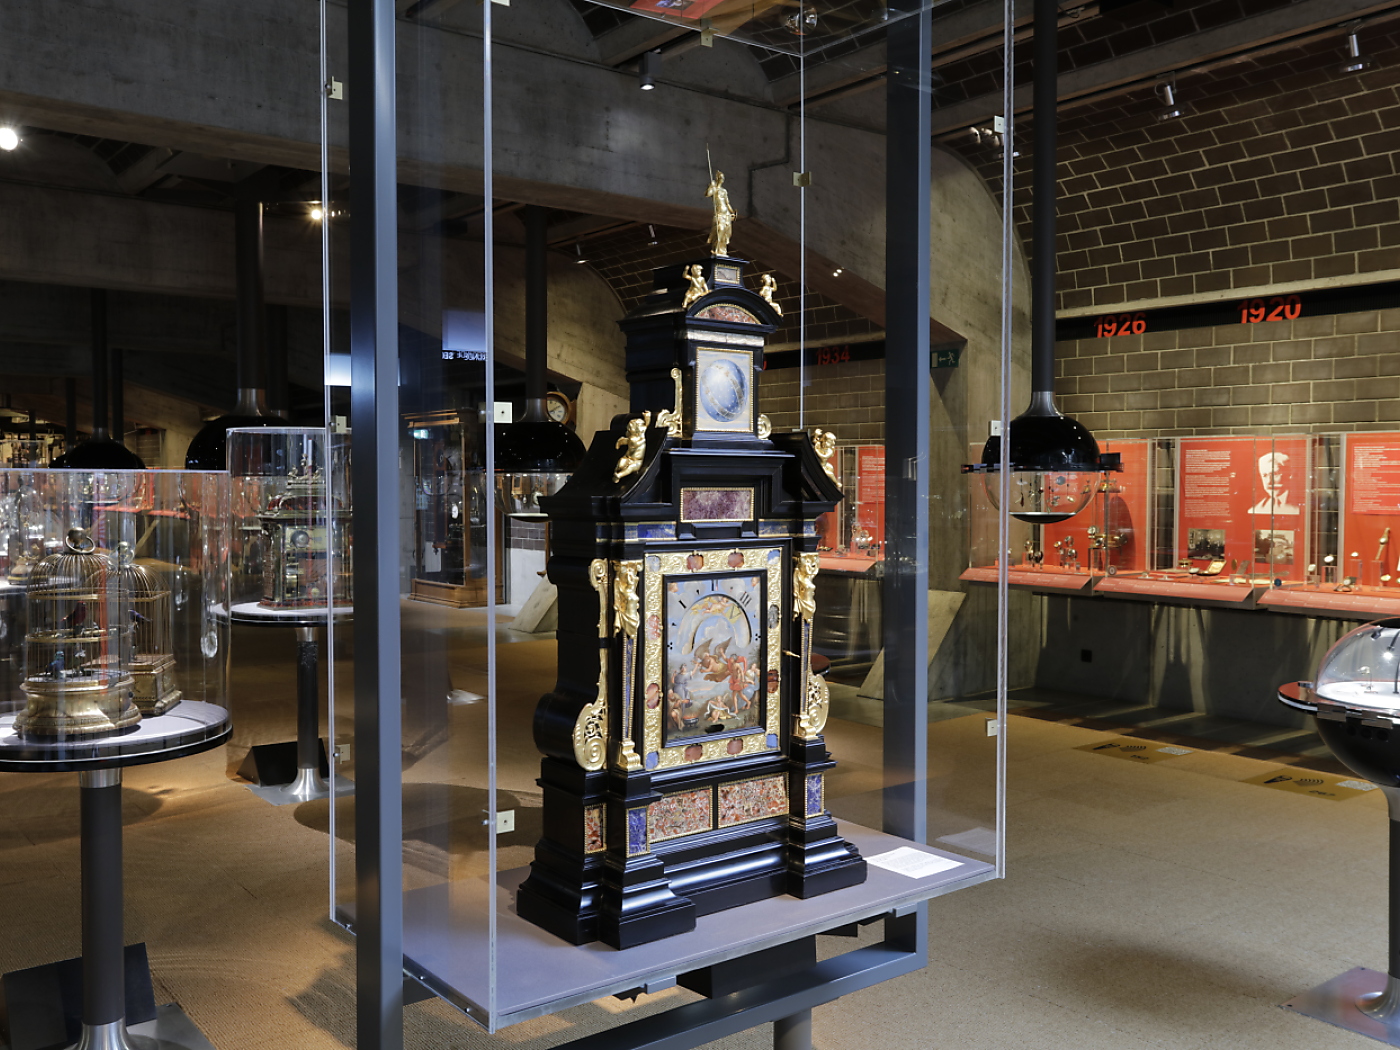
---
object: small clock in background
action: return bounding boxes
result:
[545,391,575,427]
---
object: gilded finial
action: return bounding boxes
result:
[613,411,652,484]
[706,171,736,257]
[655,368,684,438]
[759,273,782,316]
[682,264,708,309]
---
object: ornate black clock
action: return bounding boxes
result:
[516,235,867,950]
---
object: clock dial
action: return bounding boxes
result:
[663,572,763,744]
[545,391,573,424]
[693,347,752,432]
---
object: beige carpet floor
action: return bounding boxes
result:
[0,619,1389,1049]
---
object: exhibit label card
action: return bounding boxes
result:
[1342,433,1400,588]
[866,847,963,879]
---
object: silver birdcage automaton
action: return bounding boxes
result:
[18,528,138,737]
[114,541,180,715]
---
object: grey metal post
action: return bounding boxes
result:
[349,0,404,1046]
[882,6,932,847]
[77,767,128,1050]
[90,290,109,439]
[773,1010,812,1050]
[111,343,124,450]
[234,200,267,407]
[295,626,320,775]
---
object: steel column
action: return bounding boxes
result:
[523,204,548,403]
[90,290,109,438]
[772,1010,811,1050]
[234,200,267,405]
[1031,0,1058,395]
[79,769,124,1031]
[882,7,932,848]
[349,0,404,1045]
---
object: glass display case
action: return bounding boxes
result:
[1312,618,1400,714]
[0,469,230,765]
[407,410,499,608]
[323,0,1012,1038]
[227,427,350,614]
[962,438,1147,593]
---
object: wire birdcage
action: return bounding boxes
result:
[17,528,139,737]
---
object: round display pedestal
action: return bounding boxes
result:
[224,603,353,807]
[1277,681,1400,1045]
[0,718,230,1050]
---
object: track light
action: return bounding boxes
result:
[0,127,19,152]
[310,206,325,222]
[647,224,658,246]
[1342,24,1372,75]
[574,242,587,265]
[1155,77,1186,122]
[639,50,659,91]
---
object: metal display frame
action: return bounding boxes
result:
[341,2,1008,1048]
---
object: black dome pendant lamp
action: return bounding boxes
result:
[184,199,284,469]
[495,205,586,519]
[53,289,146,470]
[965,0,1116,523]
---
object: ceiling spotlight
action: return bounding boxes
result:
[575,242,587,265]
[1155,76,1186,122]
[309,206,325,221]
[1341,24,1372,75]
[832,268,844,277]
[639,50,660,91]
[0,127,19,152]
[648,224,658,246]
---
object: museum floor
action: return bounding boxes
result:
[0,609,1386,1050]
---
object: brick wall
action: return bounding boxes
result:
[957,19,1400,312]
[1058,308,1400,439]
[757,358,885,443]
[943,16,1400,444]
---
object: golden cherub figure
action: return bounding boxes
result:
[682,264,708,309]
[614,559,642,639]
[706,171,736,257]
[613,411,652,484]
[759,273,782,316]
[812,429,837,481]
[793,552,819,622]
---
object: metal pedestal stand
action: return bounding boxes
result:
[71,769,215,1050]
[227,603,352,806]
[0,703,231,1050]
[1282,785,1400,1045]
[1278,682,1400,1044]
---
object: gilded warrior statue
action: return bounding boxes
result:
[706,171,736,257]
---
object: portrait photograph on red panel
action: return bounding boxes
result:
[1176,435,1309,584]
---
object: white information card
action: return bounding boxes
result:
[866,847,963,879]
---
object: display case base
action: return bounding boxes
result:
[67,1003,219,1050]
[245,769,355,807]
[4,944,154,1050]
[1283,966,1400,1045]
[410,578,489,608]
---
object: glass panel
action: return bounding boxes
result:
[384,0,496,1026]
